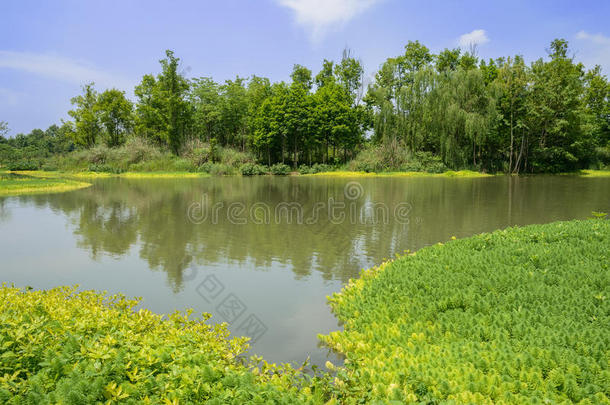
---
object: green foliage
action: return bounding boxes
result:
[0,286,326,403]
[321,220,610,403]
[135,50,191,154]
[270,163,290,175]
[0,173,90,195]
[88,163,124,174]
[6,40,609,174]
[67,83,101,148]
[6,160,40,171]
[240,162,267,176]
[97,89,134,147]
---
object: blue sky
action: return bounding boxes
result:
[1,0,609,135]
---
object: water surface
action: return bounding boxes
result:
[1,175,609,365]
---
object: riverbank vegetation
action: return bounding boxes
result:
[1,220,607,403]
[0,172,90,196]
[320,219,610,403]
[1,39,608,175]
[0,286,329,404]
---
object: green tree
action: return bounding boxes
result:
[583,66,610,148]
[190,77,222,142]
[290,64,313,90]
[495,56,529,173]
[97,89,133,147]
[67,83,100,148]
[0,121,8,139]
[134,50,191,154]
[526,39,586,172]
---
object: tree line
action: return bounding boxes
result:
[1,39,608,173]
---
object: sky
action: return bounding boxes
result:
[1,0,609,135]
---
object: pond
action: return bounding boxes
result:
[1,175,609,366]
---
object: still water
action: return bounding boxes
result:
[1,175,609,366]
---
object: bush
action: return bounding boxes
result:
[0,286,321,403]
[310,163,333,174]
[240,163,267,176]
[298,165,312,175]
[218,147,255,168]
[270,163,290,175]
[321,220,610,403]
[209,163,234,176]
[40,163,58,171]
[88,163,123,174]
[172,158,197,172]
[6,160,39,171]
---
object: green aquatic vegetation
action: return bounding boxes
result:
[307,170,492,178]
[0,173,91,195]
[0,286,329,404]
[320,220,610,404]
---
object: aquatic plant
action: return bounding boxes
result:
[320,219,610,403]
[0,286,328,404]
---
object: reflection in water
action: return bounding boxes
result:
[1,175,609,364]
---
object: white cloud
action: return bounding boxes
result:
[574,31,610,73]
[458,29,489,48]
[0,50,133,90]
[276,0,382,41]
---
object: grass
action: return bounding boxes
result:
[578,169,610,177]
[0,172,91,196]
[306,169,493,178]
[9,170,210,179]
[320,219,610,404]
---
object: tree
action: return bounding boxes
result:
[67,83,100,148]
[495,56,529,173]
[315,59,335,88]
[334,48,364,105]
[134,50,191,154]
[526,39,586,172]
[290,64,313,90]
[0,121,8,141]
[436,48,461,72]
[583,66,610,148]
[219,77,248,149]
[190,77,222,142]
[97,89,133,147]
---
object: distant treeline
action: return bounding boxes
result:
[1,39,609,173]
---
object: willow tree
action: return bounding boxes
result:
[431,69,496,168]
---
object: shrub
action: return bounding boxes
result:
[209,163,234,176]
[40,163,58,171]
[172,158,197,172]
[122,137,161,165]
[321,220,610,403]
[270,163,290,175]
[298,165,312,175]
[6,160,39,171]
[240,163,267,176]
[0,286,322,403]
[310,163,333,174]
[218,147,255,168]
[88,163,123,174]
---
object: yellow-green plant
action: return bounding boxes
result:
[0,286,328,404]
[320,220,610,404]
